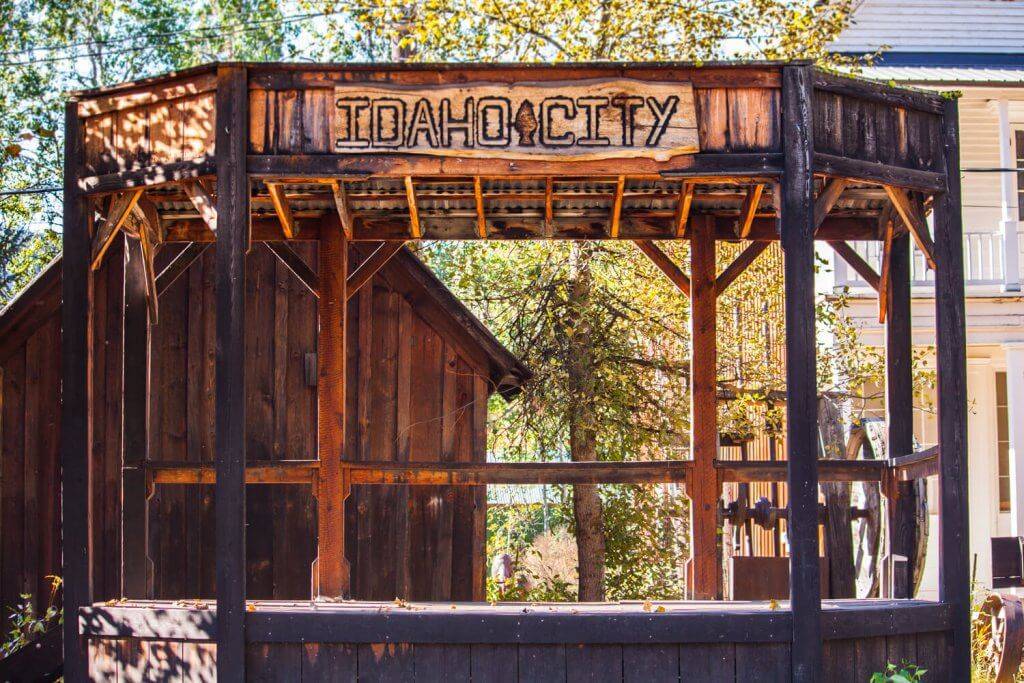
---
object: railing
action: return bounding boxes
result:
[834,231,1011,290]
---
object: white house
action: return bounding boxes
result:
[829,0,1024,597]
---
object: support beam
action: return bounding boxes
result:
[266,182,297,239]
[688,214,720,599]
[347,241,405,301]
[317,212,351,598]
[91,189,142,270]
[61,99,92,683]
[156,243,210,296]
[135,212,161,324]
[214,65,248,682]
[405,176,421,238]
[183,179,218,233]
[878,221,896,323]
[544,177,554,236]
[934,97,970,683]
[885,186,936,269]
[474,176,487,239]
[610,175,626,238]
[782,64,821,681]
[715,241,769,294]
[674,181,695,238]
[330,179,354,239]
[812,178,850,234]
[736,184,764,239]
[634,240,690,297]
[827,241,881,291]
[265,241,320,298]
[121,236,152,599]
[885,231,916,599]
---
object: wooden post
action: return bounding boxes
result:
[885,232,916,599]
[934,97,971,682]
[781,64,821,681]
[214,65,248,682]
[121,237,151,598]
[61,100,92,683]
[689,214,721,600]
[317,213,351,598]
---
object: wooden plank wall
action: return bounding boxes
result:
[812,90,943,172]
[85,630,953,681]
[0,280,62,631]
[81,72,217,176]
[0,238,489,616]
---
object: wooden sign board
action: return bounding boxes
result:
[333,79,699,161]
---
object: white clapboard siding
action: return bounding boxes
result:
[830,0,1024,53]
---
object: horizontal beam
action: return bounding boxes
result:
[813,153,946,194]
[80,156,216,195]
[147,458,890,486]
[891,446,940,481]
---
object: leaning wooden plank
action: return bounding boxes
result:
[634,240,690,297]
[264,241,320,298]
[610,175,626,238]
[884,185,936,269]
[266,182,297,239]
[715,241,769,294]
[736,184,765,238]
[329,180,355,239]
[346,241,406,301]
[91,189,143,270]
[828,240,881,292]
[182,179,218,233]
[878,221,895,323]
[813,178,850,234]
[473,177,487,239]
[674,181,695,237]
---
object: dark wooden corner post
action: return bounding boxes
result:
[62,100,93,683]
[215,64,249,682]
[781,64,822,681]
[934,97,971,682]
[689,214,721,600]
[884,229,916,599]
[121,236,152,598]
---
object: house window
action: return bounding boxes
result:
[1017,131,1024,221]
[998,371,1011,512]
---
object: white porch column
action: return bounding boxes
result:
[1006,343,1024,537]
[993,99,1021,292]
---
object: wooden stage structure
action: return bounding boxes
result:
[54,61,969,681]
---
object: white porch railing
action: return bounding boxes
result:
[834,232,1012,291]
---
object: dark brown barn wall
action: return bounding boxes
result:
[1,239,491,616]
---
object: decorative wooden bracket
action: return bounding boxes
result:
[884,186,936,270]
[634,240,691,297]
[473,177,487,239]
[674,181,695,238]
[610,175,626,238]
[182,179,218,233]
[828,241,881,292]
[716,241,769,294]
[347,241,406,301]
[91,189,143,270]
[266,182,297,239]
[736,184,764,239]
[265,241,320,298]
[329,180,355,239]
[812,178,850,235]
[405,176,421,238]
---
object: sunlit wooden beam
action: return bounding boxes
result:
[736,184,764,239]
[813,178,850,234]
[674,181,695,238]
[182,180,218,233]
[610,175,626,238]
[91,189,143,270]
[878,220,895,323]
[405,176,421,239]
[266,182,297,239]
[884,185,936,269]
[544,177,554,237]
[473,177,487,239]
[330,179,354,239]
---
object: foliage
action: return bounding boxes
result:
[1,576,62,659]
[869,662,927,683]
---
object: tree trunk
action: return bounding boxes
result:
[567,243,606,601]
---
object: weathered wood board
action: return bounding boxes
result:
[332,79,699,161]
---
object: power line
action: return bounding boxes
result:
[0,187,61,197]
[0,9,349,67]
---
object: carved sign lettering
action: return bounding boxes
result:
[333,79,699,161]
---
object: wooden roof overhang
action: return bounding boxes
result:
[70,61,949,248]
